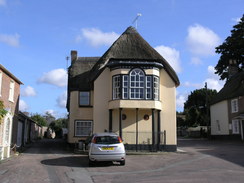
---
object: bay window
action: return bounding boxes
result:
[112,68,159,100]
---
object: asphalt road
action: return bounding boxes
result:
[0,138,244,183]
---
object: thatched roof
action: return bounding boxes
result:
[68,57,99,91]
[89,26,180,86]
[211,71,244,105]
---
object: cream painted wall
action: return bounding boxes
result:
[93,68,110,133]
[210,100,229,135]
[68,91,93,143]
[112,108,156,144]
[160,69,177,145]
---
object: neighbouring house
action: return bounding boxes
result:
[210,62,244,140]
[0,64,23,160]
[66,26,180,151]
[17,111,43,148]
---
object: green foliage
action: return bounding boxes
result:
[215,14,244,80]
[30,113,48,127]
[176,112,187,127]
[48,117,68,138]
[0,100,7,124]
[184,88,217,127]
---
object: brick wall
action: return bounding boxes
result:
[0,67,21,144]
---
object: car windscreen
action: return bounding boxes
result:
[94,136,121,144]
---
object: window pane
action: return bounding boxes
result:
[130,69,145,99]
[153,76,159,100]
[75,121,92,136]
[113,76,121,99]
[79,92,90,105]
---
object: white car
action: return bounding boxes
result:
[87,133,126,166]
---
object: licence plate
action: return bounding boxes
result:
[102,147,114,150]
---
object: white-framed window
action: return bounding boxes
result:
[113,75,121,99]
[146,76,152,99]
[232,119,239,134]
[130,69,144,99]
[153,76,159,100]
[122,75,128,99]
[112,68,160,100]
[75,120,92,136]
[9,80,15,102]
[0,71,2,96]
[79,91,90,106]
[231,99,238,113]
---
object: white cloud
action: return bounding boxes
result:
[77,28,119,47]
[44,109,57,118]
[176,91,189,111]
[0,33,20,47]
[204,65,224,92]
[0,0,6,6]
[19,99,28,111]
[56,91,67,108]
[38,68,67,87]
[176,94,186,109]
[21,86,37,97]
[154,45,182,73]
[190,57,202,65]
[231,17,241,23]
[183,81,202,88]
[186,24,220,56]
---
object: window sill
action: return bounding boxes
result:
[79,105,93,108]
[8,99,14,103]
[109,99,162,110]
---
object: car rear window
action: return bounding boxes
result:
[94,136,121,144]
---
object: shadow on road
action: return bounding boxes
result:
[178,138,244,167]
[41,156,89,167]
[41,156,121,168]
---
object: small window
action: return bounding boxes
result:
[231,99,238,113]
[122,75,128,99]
[75,120,92,136]
[146,76,152,99]
[153,76,159,100]
[232,120,239,134]
[79,91,90,106]
[9,80,15,102]
[113,75,121,99]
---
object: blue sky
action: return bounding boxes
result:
[0,0,243,118]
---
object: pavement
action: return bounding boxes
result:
[0,138,244,183]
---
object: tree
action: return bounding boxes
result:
[184,88,217,127]
[49,117,68,138]
[0,100,7,124]
[215,14,244,80]
[30,113,47,127]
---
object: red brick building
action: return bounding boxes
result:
[0,64,22,160]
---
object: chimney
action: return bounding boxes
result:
[71,50,78,64]
[228,59,238,78]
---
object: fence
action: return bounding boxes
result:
[122,130,166,151]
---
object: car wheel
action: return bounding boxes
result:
[120,160,125,166]
[89,159,95,167]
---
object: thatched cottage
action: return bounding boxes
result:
[66,26,180,151]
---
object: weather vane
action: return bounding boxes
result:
[132,13,142,29]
